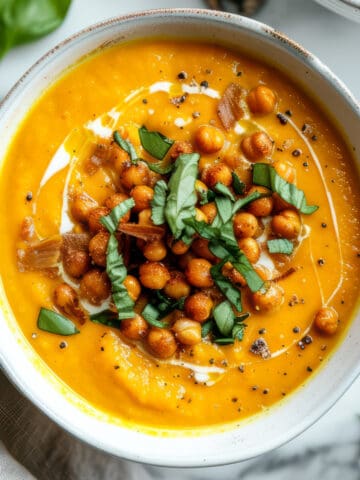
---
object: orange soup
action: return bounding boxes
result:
[1,40,359,429]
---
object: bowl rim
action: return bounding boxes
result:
[0,7,359,468]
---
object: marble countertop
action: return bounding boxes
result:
[1,0,359,479]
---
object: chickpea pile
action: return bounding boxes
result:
[44,82,336,358]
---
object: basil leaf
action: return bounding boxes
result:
[232,172,246,195]
[214,182,235,201]
[213,300,235,337]
[100,198,135,234]
[214,338,234,345]
[215,196,233,224]
[198,188,216,206]
[151,180,168,225]
[142,304,168,328]
[106,234,135,320]
[232,191,265,215]
[164,153,200,238]
[210,260,242,311]
[267,238,294,255]
[201,319,214,338]
[138,126,174,160]
[37,307,79,336]
[0,0,71,59]
[253,163,318,215]
[113,131,138,164]
[232,323,246,341]
[232,255,264,293]
[90,310,120,328]
[145,161,174,175]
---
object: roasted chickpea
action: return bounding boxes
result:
[139,262,170,289]
[195,208,208,223]
[314,306,339,335]
[138,208,154,226]
[164,271,191,299]
[199,202,217,224]
[185,292,213,323]
[273,159,296,183]
[88,206,110,233]
[167,236,190,255]
[185,258,214,288]
[70,193,97,223]
[123,275,141,301]
[143,240,167,262]
[222,262,246,286]
[131,185,154,212]
[241,131,273,161]
[104,193,131,223]
[172,318,201,346]
[80,269,111,305]
[120,161,150,190]
[233,212,259,238]
[89,232,109,267]
[121,314,148,340]
[254,264,271,281]
[271,209,301,239]
[111,146,130,174]
[202,162,232,189]
[53,283,80,316]
[251,281,284,312]
[272,192,292,213]
[195,179,208,201]
[177,251,196,270]
[191,238,216,262]
[63,249,91,278]
[247,186,274,217]
[247,85,277,114]
[170,140,193,160]
[195,125,225,154]
[147,327,177,359]
[238,237,261,264]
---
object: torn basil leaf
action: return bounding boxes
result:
[164,153,200,238]
[100,198,135,234]
[213,300,235,337]
[252,163,318,214]
[201,319,214,338]
[210,259,242,311]
[267,238,294,255]
[232,191,265,215]
[113,130,138,164]
[138,126,174,160]
[145,161,174,175]
[215,196,233,224]
[214,182,235,201]
[232,172,246,195]
[142,303,168,328]
[90,310,121,328]
[37,308,79,336]
[151,180,168,225]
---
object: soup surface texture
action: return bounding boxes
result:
[1,41,359,430]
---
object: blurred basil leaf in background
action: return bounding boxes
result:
[0,0,71,58]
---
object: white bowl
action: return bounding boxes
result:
[0,9,359,468]
[314,0,360,22]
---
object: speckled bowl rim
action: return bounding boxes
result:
[0,8,359,468]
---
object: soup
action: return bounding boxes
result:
[1,40,359,429]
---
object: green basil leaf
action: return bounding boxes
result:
[198,188,216,206]
[201,319,214,338]
[113,130,138,164]
[215,196,233,224]
[232,323,246,341]
[100,198,135,234]
[164,153,200,238]
[213,300,235,337]
[0,0,71,59]
[106,234,135,320]
[210,260,242,311]
[37,307,79,336]
[214,338,234,345]
[236,312,250,323]
[253,163,318,215]
[90,310,120,328]
[267,238,294,255]
[232,191,264,215]
[151,180,168,225]
[214,182,235,201]
[232,255,264,293]
[138,126,174,160]
[145,161,174,175]
[232,172,246,195]
[142,304,168,328]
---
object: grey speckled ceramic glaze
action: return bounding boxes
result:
[0,8,359,468]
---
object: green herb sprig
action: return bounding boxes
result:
[37,307,79,336]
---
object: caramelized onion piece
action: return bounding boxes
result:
[217,83,244,130]
[117,223,165,241]
[17,236,62,273]
[20,216,37,242]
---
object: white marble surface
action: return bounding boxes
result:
[1,0,360,479]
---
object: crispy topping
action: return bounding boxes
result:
[250,337,271,359]
[217,83,244,130]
